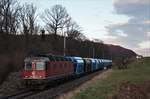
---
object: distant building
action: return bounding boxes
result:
[136,55,143,59]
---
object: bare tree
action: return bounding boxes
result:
[66,20,87,41]
[93,39,104,44]
[0,0,20,35]
[19,3,38,35]
[42,5,70,36]
[19,3,38,51]
[66,21,82,39]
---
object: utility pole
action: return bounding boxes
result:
[92,41,95,58]
[59,0,66,56]
[102,43,105,58]
[102,50,104,58]
[92,47,95,58]
[63,29,66,56]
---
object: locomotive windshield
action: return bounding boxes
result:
[24,61,45,70]
[36,62,45,70]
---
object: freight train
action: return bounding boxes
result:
[23,54,112,88]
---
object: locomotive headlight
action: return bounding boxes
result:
[31,71,36,78]
[32,71,36,76]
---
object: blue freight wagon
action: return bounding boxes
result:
[98,59,103,69]
[90,58,97,71]
[67,57,84,75]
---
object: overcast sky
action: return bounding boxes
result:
[20,0,150,56]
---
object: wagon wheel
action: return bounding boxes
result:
[104,66,107,70]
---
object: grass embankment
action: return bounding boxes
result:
[73,57,150,99]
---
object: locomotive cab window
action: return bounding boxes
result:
[25,62,32,70]
[36,62,45,70]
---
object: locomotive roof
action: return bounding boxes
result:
[25,54,69,61]
[24,57,50,62]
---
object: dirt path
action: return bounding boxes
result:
[55,69,112,99]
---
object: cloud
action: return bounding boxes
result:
[116,29,128,37]
[113,0,149,19]
[113,0,149,4]
[135,47,150,56]
[143,20,150,25]
[106,0,150,56]
[138,41,150,49]
[147,32,150,37]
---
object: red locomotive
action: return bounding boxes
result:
[23,54,74,88]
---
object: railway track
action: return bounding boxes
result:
[0,70,107,99]
[0,89,37,99]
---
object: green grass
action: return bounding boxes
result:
[73,57,150,99]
